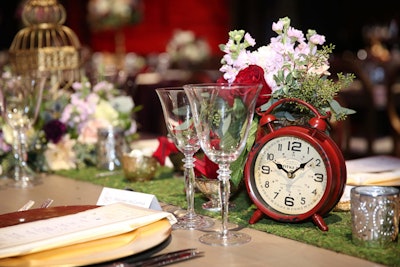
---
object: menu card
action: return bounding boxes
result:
[346,155,400,186]
[0,203,176,259]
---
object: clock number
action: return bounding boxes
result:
[314,173,324,182]
[312,189,317,195]
[284,196,294,207]
[264,181,270,188]
[278,143,282,151]
[315,158,321,167]
[287,141,301,152]
[300,197,306,205]
[261,165,271,174]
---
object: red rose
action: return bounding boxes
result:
[234,65,271,107]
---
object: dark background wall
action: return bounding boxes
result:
[1,0,399,54]
[230,0,400,53]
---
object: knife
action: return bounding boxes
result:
[109,248,204,267]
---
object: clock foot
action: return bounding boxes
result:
[249,209,264,224]
[312,213,328,231]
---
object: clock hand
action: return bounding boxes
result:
[273,161,296,179]
[290,158,314,177]
[273,161,290,174]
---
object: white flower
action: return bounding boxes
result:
[94,99,119,125]
[166,29,211,64]
[1,124,36,147]
[87,0,142,30]
[44,135,77,171]
[110,95,134,114]
[244,33,256,46]
[1,124,13,144]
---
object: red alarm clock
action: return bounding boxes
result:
[244,98,346,231]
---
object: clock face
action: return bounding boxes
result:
[253,135,328,215]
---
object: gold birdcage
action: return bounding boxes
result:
[8,0,81,87]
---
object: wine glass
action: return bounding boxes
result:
[156,87,214,230]
[184,83,261,246]
[0,73,46,188]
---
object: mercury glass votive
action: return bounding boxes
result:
[350,186,399,248]
[195,177,238,212]
[121,150,159,182]
[96,127,126,171]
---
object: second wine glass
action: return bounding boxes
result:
[156,87,214,230]
[184,83,261,246]
[0,73,46,188]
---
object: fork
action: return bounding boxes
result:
[18,200,35,211]
[17,198,53,211]
[39,198,53,208]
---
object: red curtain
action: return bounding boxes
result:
[64,0,231,56]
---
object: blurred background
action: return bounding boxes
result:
[1,0,400,160]
[2,0,399,54]
[0,0,400,58]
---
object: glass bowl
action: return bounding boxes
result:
[195,177,238,212]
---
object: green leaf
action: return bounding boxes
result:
[175,118,193,131]
[221,113,232,135]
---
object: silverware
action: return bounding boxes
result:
[110,248,204,267]
[17,198,53,212]
[18,200,35,211]
[40,198,53,208]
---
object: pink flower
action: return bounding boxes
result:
[77,119,111,144]
[272,20,284,32]
[309,33,326,45]
[287,27,304,41]
[244,33,256,46]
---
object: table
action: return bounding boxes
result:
[0,174,384,267]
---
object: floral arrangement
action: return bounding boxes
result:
[218,16,355,121]
[87,0,143,31]
[0,73,139,173]
[166,29,211,68]
[194,17,355,187]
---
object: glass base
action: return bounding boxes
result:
[7,177,41,188]
[172,213,214,230]
[2,166,42,189]
[199,231,251,246]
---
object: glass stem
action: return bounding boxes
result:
[217,163,231,239]
[12,128,28,181]
[182,153,196,219]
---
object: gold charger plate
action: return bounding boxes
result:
[0,206,172,267]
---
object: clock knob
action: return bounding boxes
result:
[308,117,327,131]
[259,114,276,127]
